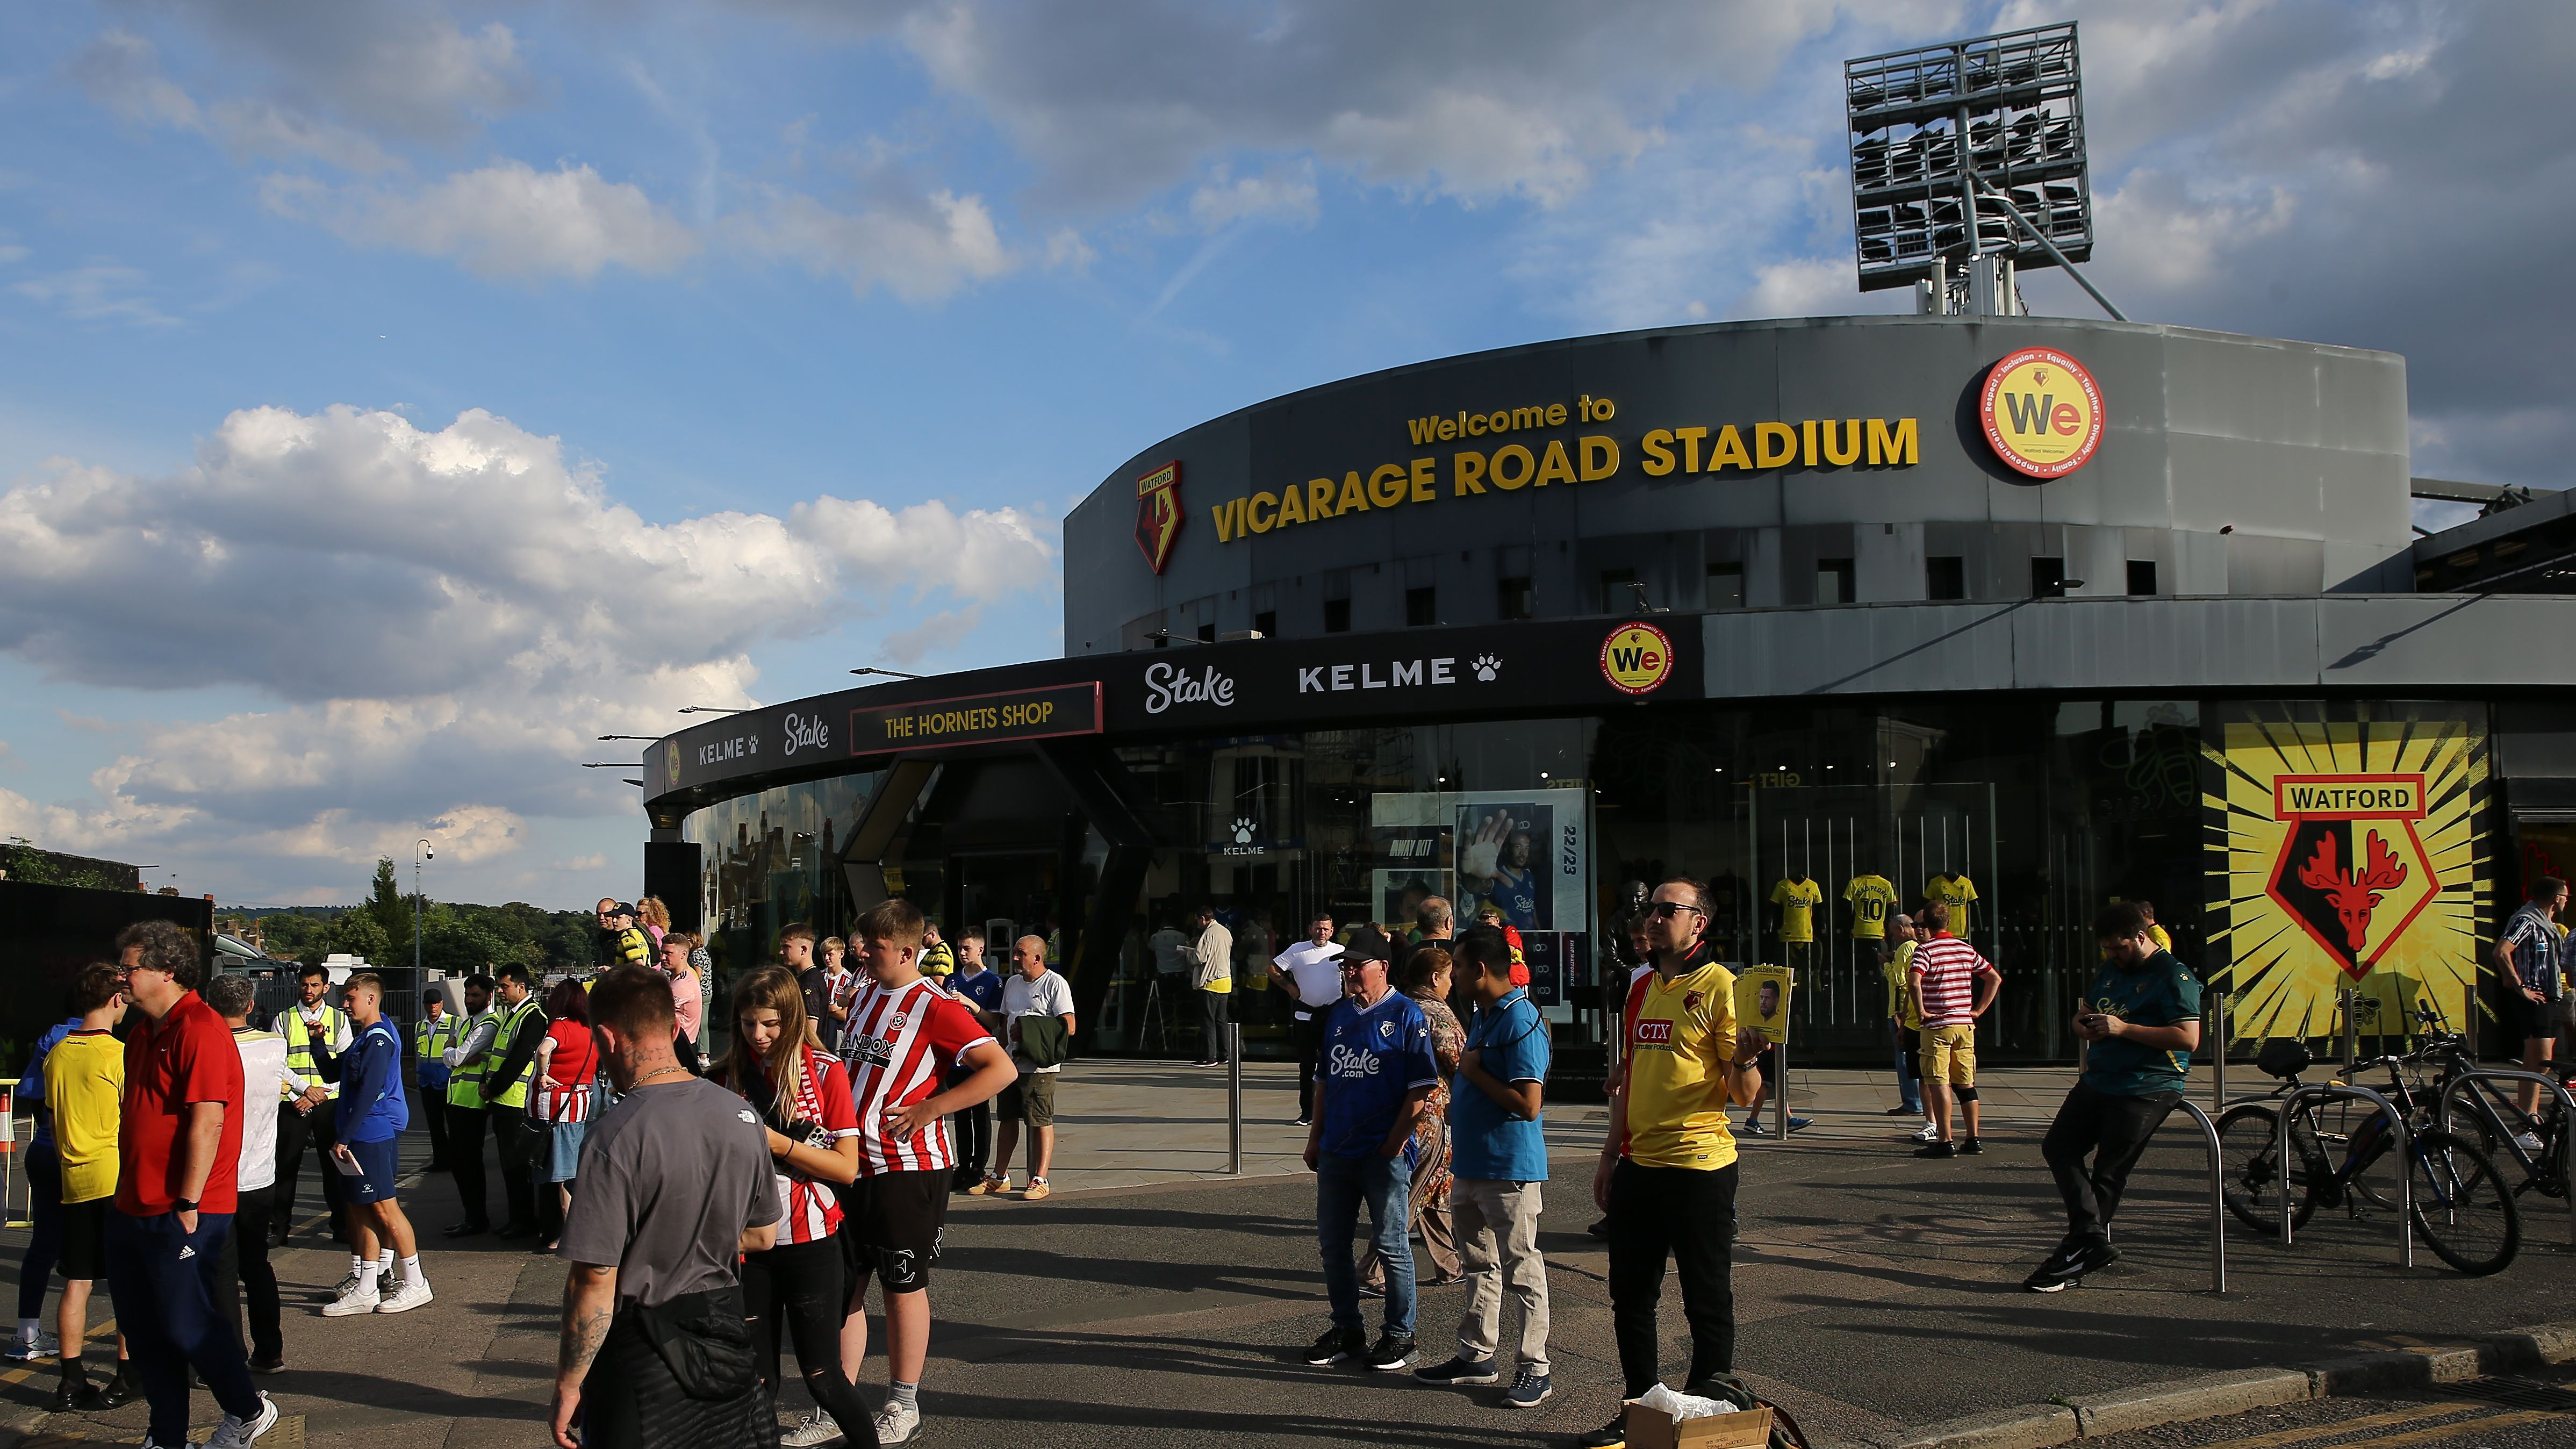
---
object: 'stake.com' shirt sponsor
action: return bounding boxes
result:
[1315,990,1440,1159]
[1620,959,1742,1172]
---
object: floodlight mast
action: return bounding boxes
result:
[1845,21,2122,320]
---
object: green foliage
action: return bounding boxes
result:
[244,872,600,976]
[365,858,413,950]
[1,838,125,891]
[316,910,391,968]
[255,912,326,957]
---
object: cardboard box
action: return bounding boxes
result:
[1623,1401,1773,1449]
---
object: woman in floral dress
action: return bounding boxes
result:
[1360,944,1466,1290]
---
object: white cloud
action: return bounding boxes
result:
[11,266,180,327]
[728,186,1015,302]
[879,606,982,667]
[0,403,1057,880]
[1188,163,1319,231]
[109,3,532,145]
[268,162,701,281]
[73,27,405,173]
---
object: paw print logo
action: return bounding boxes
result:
[1470,653,1502,682]
[1232,817,1257,844]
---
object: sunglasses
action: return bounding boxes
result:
[1341,959,1379,972]
[1646,901,1704,919]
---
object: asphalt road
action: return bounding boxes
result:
[2082,1367,2576,1449]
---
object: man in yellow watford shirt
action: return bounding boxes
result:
[1580,880,1764,1449]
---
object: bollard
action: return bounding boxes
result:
[1226,1022,1243,1176]
[2208,990,2228,1109]
[2339,988,2358,1075]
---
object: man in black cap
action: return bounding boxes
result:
[604,905,652,973]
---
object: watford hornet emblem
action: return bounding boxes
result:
[1135,461,1182,574]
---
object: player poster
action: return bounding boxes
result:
[1734,963,1793,1045]
[1372,788,1589,932]
[2200,702,2491,1039]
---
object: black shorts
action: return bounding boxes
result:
[2515,991,2561,1043]
[59,1198,110,1281]
[837,1170,947,1295]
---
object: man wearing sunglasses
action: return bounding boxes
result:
[1580,883,1764,1449]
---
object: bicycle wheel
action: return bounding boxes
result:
[2217,1103,2317,1232]
[2406,1128,2522,1276]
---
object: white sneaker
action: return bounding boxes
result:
[377,1280,434,1314]
[1912,1123,1941,1142]
[780,1409,843,1447]
[873,1400,921,1445]
[321,1284,382,1317]
[333,1270,362,1300]
[207,1392,279,1449]
[6,1331,59,1361]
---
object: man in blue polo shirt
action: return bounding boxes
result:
[1300,929,1439,1375]
[1416,925,1554,1408]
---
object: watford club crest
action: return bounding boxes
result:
[2205,706,2492,1039]
[1135,461,1182,574]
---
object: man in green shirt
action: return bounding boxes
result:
[2026,902,2201,1293]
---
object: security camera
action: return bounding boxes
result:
[425,847,435,861]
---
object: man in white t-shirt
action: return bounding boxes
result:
[209,975,297,1374]
[984,937,1078,1201]
[1272,914,1345,1128]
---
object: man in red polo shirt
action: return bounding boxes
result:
[109,921,277,1449]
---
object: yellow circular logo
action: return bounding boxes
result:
[1980,347,2104,479]
[1601,622,1674,696]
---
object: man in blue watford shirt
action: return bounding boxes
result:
[1301,929,1439,1374]
[2026,902,2201,1293]
[1415,926,1554,1409]
[312,973,433,1316]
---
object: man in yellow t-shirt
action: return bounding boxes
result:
[1880,916,1934,1141]
[1770,874,1822,973]
[1583,880,1764,1449]
[45,963,131,1410]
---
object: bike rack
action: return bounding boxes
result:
[2164,1096,2228,1294]
[2437,1067,2576,1249]
[2277,1084,2413,1268]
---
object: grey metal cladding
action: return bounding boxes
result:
[1702,594,2575,697]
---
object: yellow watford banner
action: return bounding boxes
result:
[2201,704,2493,1040]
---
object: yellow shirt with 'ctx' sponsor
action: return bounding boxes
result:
[1619,960,1742,1172]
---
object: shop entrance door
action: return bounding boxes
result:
[952,852,1064,971]
[1746,783,1998,1064]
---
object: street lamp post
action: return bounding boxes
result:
[414,839,433,980]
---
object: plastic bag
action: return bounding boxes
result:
[1637,1383,1740,1421]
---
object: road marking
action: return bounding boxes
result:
[2322,1409,2559,1449]
[2188,1403,2488,1449]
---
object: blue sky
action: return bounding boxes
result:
[1,0,2563,907]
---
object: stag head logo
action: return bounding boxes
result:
[2295,830,2408,952]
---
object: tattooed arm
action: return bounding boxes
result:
[551,1264,618,1449]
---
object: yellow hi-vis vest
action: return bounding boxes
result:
[281,1004,351,1100]
[446,1008,498,1110]
[488,996,543,1110]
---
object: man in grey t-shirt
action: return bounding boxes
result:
[551,969,780,1449]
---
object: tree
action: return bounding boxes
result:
[365,858,413,957]
[418,909,512,978]
[313,910,390,969]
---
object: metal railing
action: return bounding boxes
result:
[2437,1067,2576,1249]
[2276,1083,2413,1267]
[2161,1096,2228,1294]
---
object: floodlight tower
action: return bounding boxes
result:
[1845,21,2122,320]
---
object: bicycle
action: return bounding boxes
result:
[2406,1003,2573,1206]
[2214,1035,2521,1275]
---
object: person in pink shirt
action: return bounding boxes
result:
[662,934,706,1075]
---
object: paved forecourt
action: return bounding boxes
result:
[2,1060,2571,1448]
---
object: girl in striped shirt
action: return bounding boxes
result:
[718,967,875,1447]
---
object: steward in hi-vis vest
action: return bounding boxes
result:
[276,963,356,1248]
[439,972,503,1235]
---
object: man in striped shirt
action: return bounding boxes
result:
[1908,900,2000,1159]
[822,898,1014,1446]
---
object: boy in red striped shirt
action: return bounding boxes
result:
[1907,900,2001,1159]
[819,899,1014,1446]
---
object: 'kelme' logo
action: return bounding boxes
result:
[1135,461,1182,574]
[1601,621,1673,696]
[1981,347,2104,479]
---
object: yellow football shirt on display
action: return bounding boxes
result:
[1619,960,1743,1171]
[1926,873,1979,937]
[47,1029,125,1204]
[1843,875,1896,939]
[1769,877,1823,943]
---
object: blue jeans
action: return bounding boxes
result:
[106,1210,260,1445]
[1890,1017,1922,1113]
[1317,1151,1413,1336]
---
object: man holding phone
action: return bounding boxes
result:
[2026,902,2202,1293]
[317,973,432,1316]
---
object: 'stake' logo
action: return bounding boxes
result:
[1980,347,2104,479]
[1600,621,1674,696]
[1135,461,1182,574]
